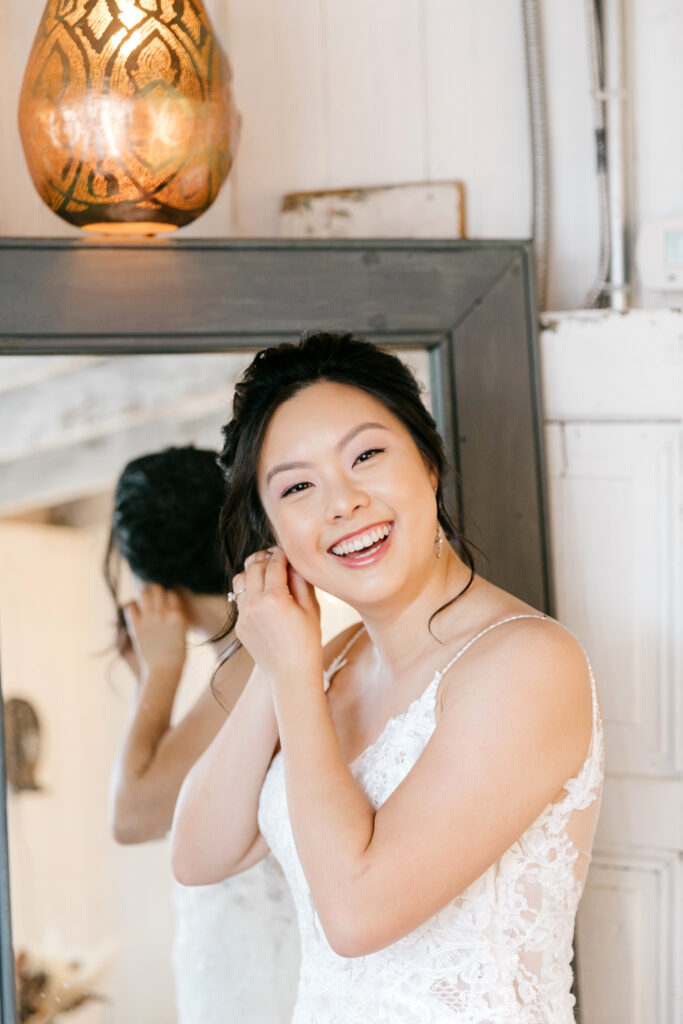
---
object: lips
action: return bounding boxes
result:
[328,521,393,554]
[327,521,394,568]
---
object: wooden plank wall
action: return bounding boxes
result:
[2,2,682,310]
[0,1,580,308]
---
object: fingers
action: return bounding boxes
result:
[243,549,274,569]
[138,583,184,615]
[126,588,187,649]
[238,547,309,604]
[263,547,290,593]
[288,564,319,615]
[233,547,280,602]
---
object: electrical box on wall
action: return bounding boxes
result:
[636,217,683,291]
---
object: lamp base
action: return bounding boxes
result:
[80,223,179,237]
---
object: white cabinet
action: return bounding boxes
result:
[541,312,683,1023]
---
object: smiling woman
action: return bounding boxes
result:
[170,331,605,1024]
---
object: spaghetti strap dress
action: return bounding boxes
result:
[257,613,605,1023]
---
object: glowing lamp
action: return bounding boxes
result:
[18,0,240,235]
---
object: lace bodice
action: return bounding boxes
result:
[257,614,605,1023]
[172,853,300,1024]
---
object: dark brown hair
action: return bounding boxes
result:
[104,445,231,658]
[216,331,482,638]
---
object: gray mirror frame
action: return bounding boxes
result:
[0,237,551,1021]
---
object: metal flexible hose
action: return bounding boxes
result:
[521,0,551,311]
[583,0,611,307]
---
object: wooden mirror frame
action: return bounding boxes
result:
[0,236,550,1020]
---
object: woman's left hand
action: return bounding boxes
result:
[231,547,322,682]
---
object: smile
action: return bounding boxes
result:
[328,522,394,567]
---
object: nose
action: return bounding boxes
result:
[324,476,370,522]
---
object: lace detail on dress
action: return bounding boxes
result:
[172,854,300,1024]
[258,614,605,1023]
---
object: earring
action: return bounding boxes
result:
[435,523,443,558]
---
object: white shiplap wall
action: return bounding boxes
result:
[3,1,682,309]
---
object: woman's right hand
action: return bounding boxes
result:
[122,584,188,684]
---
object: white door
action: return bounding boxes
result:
[546,421,682,1023]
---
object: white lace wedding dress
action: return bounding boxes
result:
[257,614,605,1023]
[172,853,300,1023]
[171,637,301,1023]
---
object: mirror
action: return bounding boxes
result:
[0,238,549,1023]
[0,348,431,1023]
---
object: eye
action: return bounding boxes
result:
[280,481,312,498]
[354,447,385,466]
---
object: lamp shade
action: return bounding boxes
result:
[18,0,240,235]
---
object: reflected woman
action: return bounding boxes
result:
[172,334,605,1022]
[105,445,300,1024]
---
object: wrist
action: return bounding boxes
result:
[271,655,324,690]
[139,663,183,692]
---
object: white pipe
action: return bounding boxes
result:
[582,0,610,308]
[602,0,629,310]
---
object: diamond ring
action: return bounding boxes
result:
[227,587,246,603]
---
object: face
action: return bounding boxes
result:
[257,381,439,609]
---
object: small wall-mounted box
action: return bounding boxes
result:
[636,217,683,291]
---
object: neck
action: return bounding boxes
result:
[178,591,236,655]
[353,547,481,677]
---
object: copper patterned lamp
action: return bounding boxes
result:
[18,0,240,235]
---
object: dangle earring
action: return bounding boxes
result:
[435,522,443,558]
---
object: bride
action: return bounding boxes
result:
[172,332,604,1022]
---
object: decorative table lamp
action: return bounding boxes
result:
[18,0,240,235]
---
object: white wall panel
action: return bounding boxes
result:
[543,316,683,1019]
[3,0,681,311]
[631,0,683,307]
[423,0,532,241]
[546,421,681,777]
[576,848,681,1024]
[322,0,426,189]
[542,0,600,310]
[225,0,329,235]
[540,311,683,422]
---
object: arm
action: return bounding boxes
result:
[170,664,280,884]
[231,551,595,958]
[169,623,361,885]
[274,617,595,957]
[110,658,252,844]
[109,585,253,844]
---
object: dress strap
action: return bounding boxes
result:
[434,613,551,682]
[323,624,365,692]
[215,635,241,668]
[434,613,602,767]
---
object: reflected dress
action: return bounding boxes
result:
[172,854,300,1023]
[257,614,605,1023]
[172,643,301,1023]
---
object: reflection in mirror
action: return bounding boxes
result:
[0,348,430,1024]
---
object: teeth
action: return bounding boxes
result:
[331,523,392,556]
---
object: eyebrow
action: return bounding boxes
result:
[265,421,390,486]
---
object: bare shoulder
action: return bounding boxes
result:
[454,613,592,697]
[439,614,594,773]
